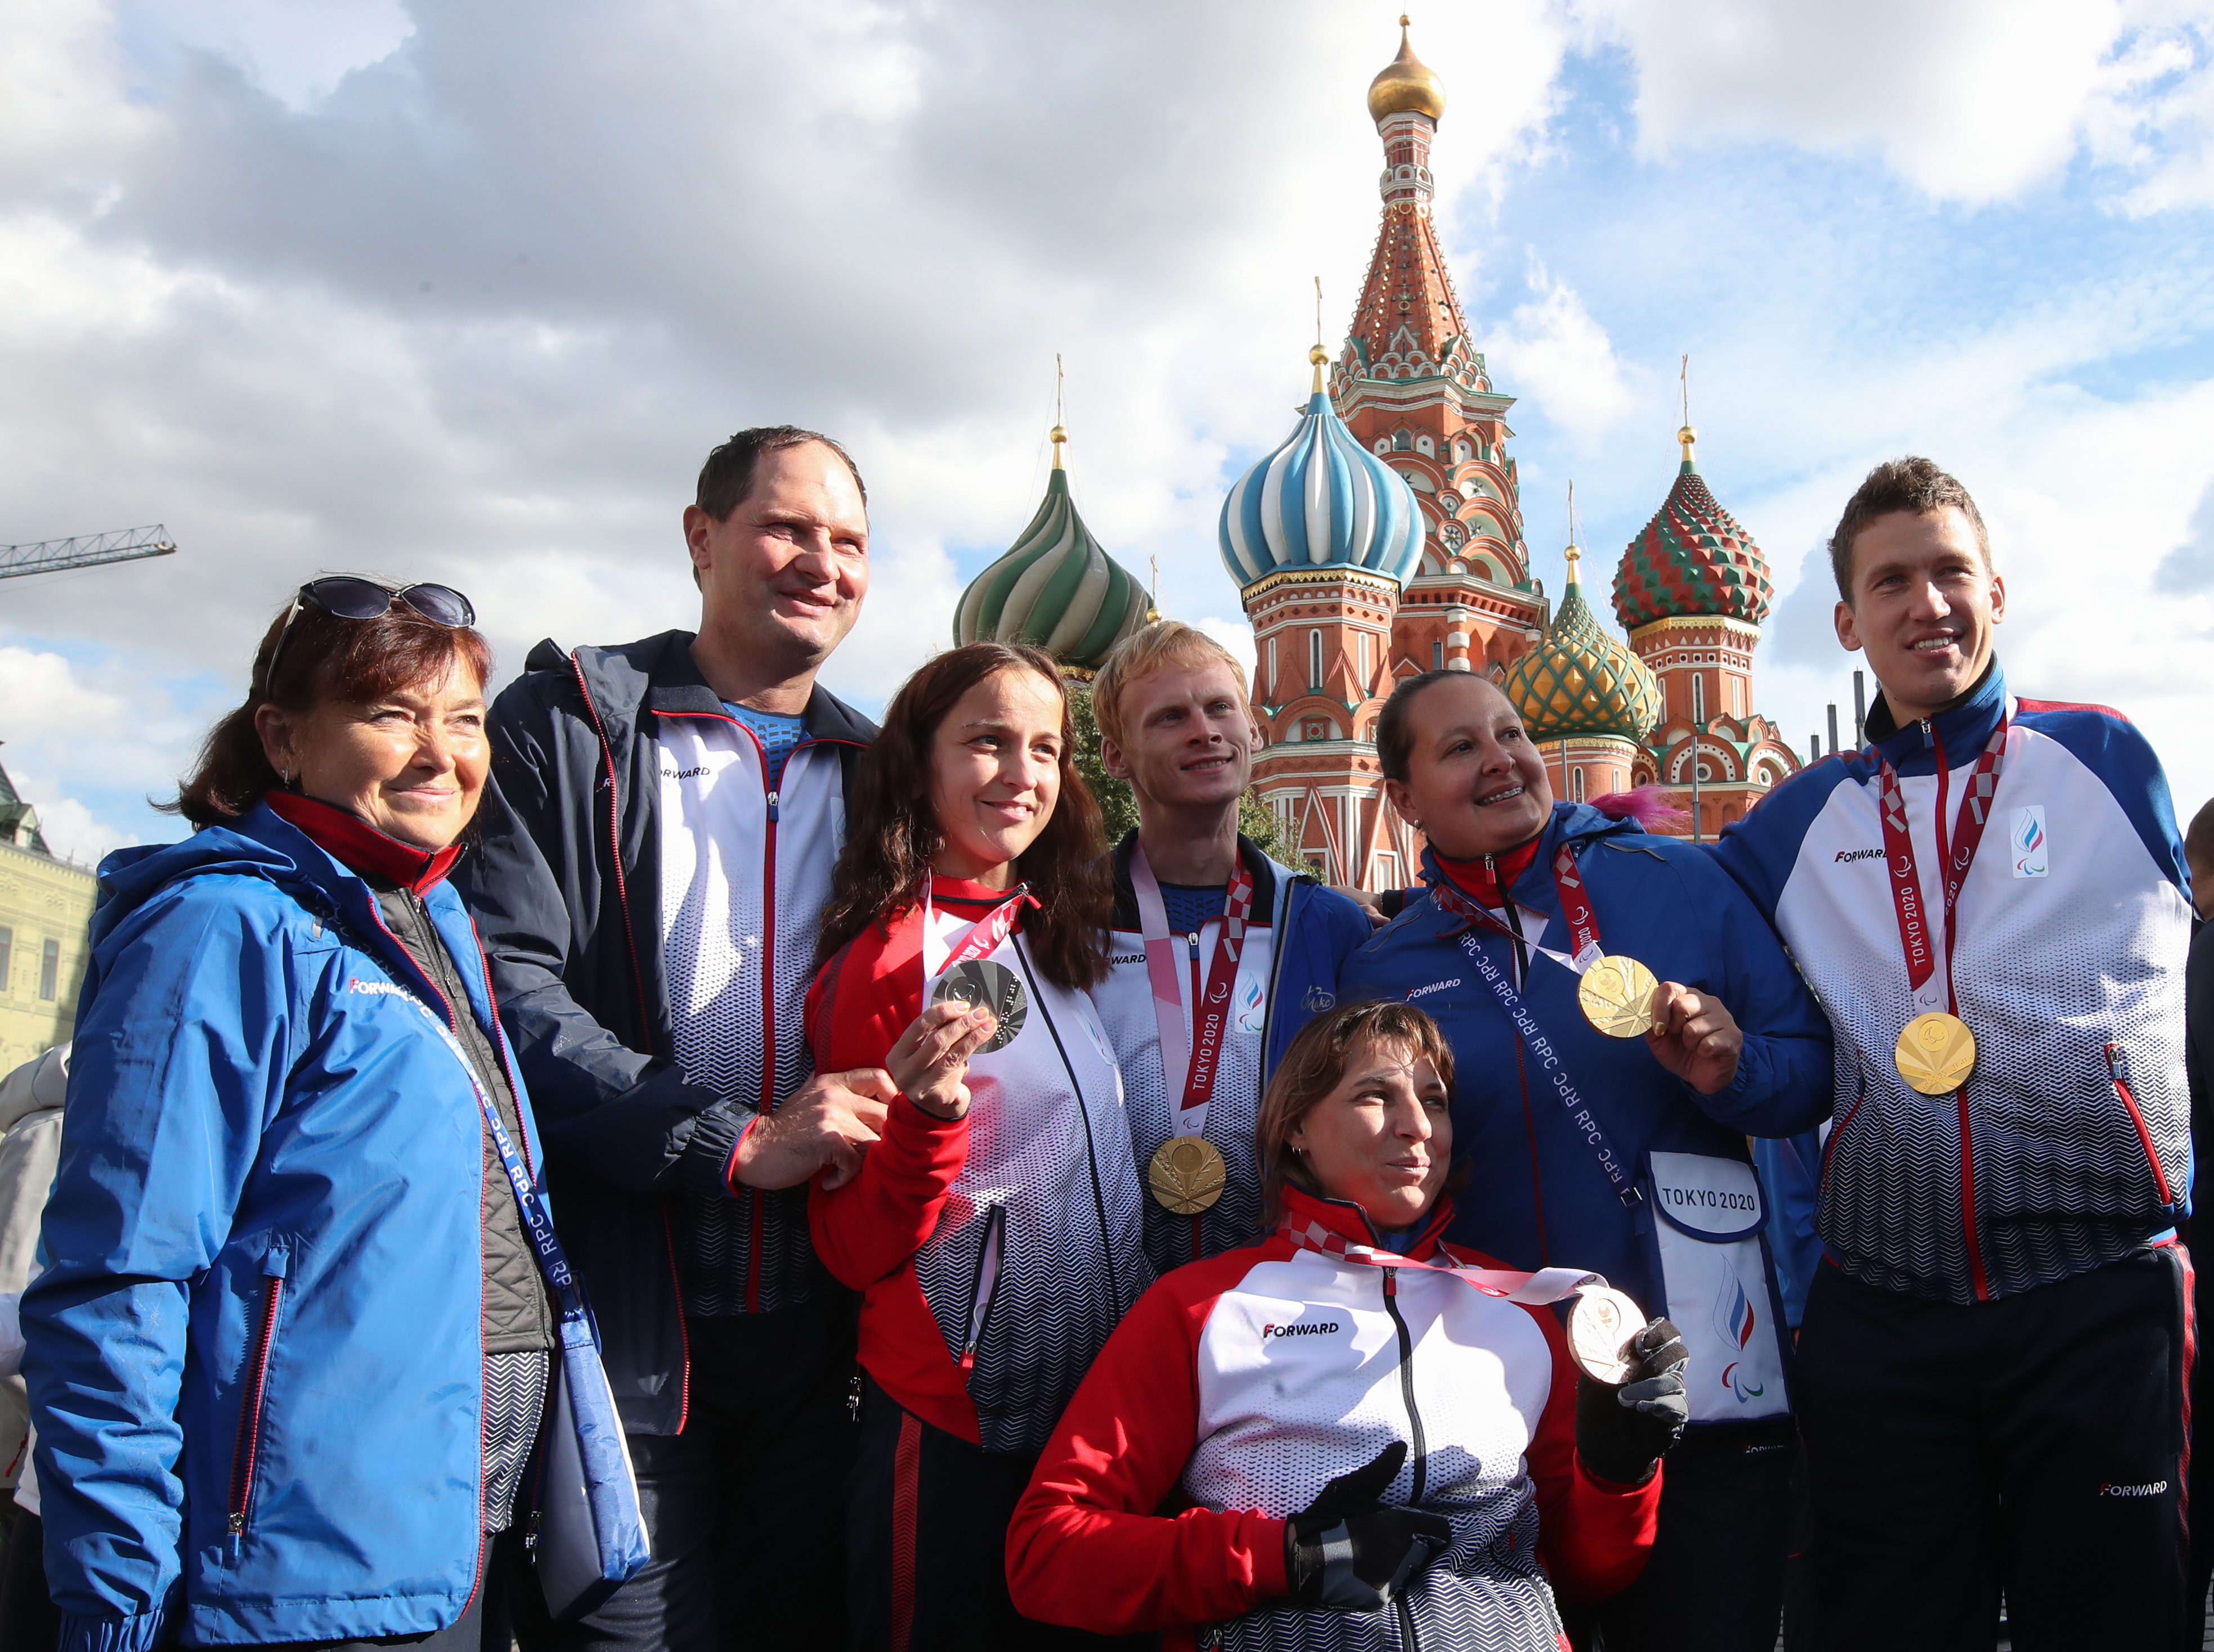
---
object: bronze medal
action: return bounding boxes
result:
[1149,1135,1228,1216]
[1567,1285,1647,1386]
[1895,1011,1976,1096]
[1577,955,1659,1040]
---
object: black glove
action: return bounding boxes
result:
[1575,1316,1690,1487]
[1284,1441,1454,1611]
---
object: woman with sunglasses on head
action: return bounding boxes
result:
[22,578,638,1652]
[805,641,1152,1649]
[1007,999,1683,1651]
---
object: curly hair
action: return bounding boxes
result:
[815,643,1112,991]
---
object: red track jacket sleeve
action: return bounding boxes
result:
[805,909,970,1291]
[1520,1295,1664,1600]
[1006,1251,1292,1638]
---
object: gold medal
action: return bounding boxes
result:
[1568,1285,1647,1386]
[1577,955,1659,1039]
[1149,1135,1228,1215]
[1895,1011,1976,1096]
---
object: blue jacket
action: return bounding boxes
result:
[1338,802,1833,1318]
[24,802,553,1652]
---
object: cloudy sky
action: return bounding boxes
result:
[6,0,2214,862]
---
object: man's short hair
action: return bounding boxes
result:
[2186,797,2214,883]
[1828,456,1991,602]
[695,425,867,523]
[1090,622,1252,750]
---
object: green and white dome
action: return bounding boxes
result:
[954,427,1149,672]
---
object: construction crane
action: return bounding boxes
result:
[0,524,177,581]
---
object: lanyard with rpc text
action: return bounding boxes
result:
[1428,860,1646,1216]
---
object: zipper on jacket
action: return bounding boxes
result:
[227,1250,290,1537]
[2108,1044,2177,1210]
[1925,721,1992,1304]
[960,1204,1008,1371]
[1380,1268,1428,1505]
[1396,1592,1422,1649]
[746,776,781,1313]
[1019,941,1121,1307]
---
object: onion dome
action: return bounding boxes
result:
[1368,15,1446,124]
[954,425,1149,672]
[1612,427,1775,631]
[1506,542,1661,744]
[1218,347,1426,592]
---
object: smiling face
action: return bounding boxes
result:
[685,440,870,674]
[1383,674,1553,860]
[1100,660,1256,813]
[1835,506,2006,726]
[1288,1036,1453,1232]
[256,657,489,850]
[927,666,1068,888]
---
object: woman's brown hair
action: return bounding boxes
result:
[167,592,494,828]
[815,643,1111,992]
[1256,999,1462,1226]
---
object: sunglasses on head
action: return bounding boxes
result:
[259,576,477,696]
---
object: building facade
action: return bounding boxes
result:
[1218,20,1796,882]
[0,766,95,1075]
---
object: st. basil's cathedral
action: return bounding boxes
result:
[956,17,1804,888]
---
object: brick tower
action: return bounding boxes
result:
[1221,343,1426,888]
[1612,424,1803,837]
[1332,16,1548,681]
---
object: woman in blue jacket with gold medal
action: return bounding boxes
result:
[1339,667,1831,1652]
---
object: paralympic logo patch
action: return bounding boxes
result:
[2011,805,2048,879]
[1714,1274,1764,1403]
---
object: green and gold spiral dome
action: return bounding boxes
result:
[1504,542,1662,744]
[954,425,1149,673]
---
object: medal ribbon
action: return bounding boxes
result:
[1428,860,1646,1213]
[1130,846,1257,1139]
[1875,713,2009,1009]
[922,872,1038,976]
[1276,1215,1602,1305]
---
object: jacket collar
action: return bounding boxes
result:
[1417,800,1646,920]
[1109,829,1283,931]
[1864,658,2008,774]
[265,792,461,896]
[526,628,878,751]
[1280,1183,1456,1261]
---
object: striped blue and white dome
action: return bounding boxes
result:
[1218,385,1426,592]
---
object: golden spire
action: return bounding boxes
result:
[1368,15,1447,124]
[1565,481,1581,585]
[1677,353,1697,463]
[1147,554,1161,624]
[1310,276,1329,393]
[1050,352,1067,469]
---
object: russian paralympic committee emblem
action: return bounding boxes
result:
[1714,1273,1764,1403]
[2011,805,2048,879]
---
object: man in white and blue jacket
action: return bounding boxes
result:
[1711,457,2194,1649]
[1087,622,1374,1275]
[1340,670,1832,1652]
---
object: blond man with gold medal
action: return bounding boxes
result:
[1088,623,1375,1277]
[1711,459,2196,1650]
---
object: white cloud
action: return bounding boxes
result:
[1486,255,1633,445]
[1578,0,2214,205]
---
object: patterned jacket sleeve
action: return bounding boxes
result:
[1006,1262,1289,1634]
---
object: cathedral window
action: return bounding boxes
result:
[1571,767,1586,802]
[1268,636,1279,697]
[1308,629,1323,690]
[1393,429,1413,452]
[1432,640,1444,671]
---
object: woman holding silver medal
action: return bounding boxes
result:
[1007,998,1685,1651]
[806,640,1151,1649]
[1337,670,1833,1652]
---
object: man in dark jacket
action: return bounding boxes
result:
[458,427,892,1650]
